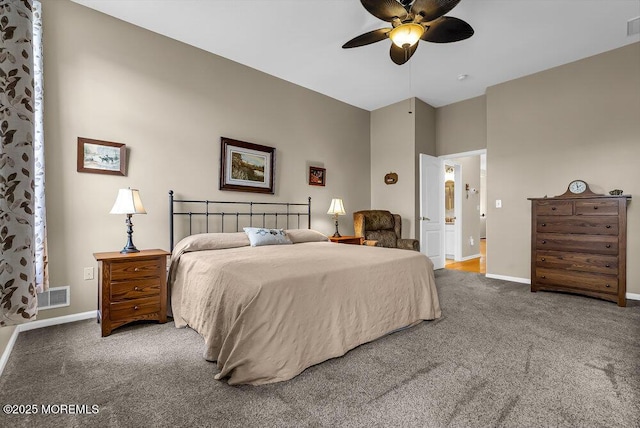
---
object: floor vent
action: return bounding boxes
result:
[37,286,70,310]
[628,17,640,36]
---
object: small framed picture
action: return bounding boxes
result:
[77,137,126,176]
[309,166,326,187]
[220,137,276,194]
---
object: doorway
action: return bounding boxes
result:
[440,150,486,274]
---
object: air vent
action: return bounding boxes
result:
[629,17,640,36]
[37,286,70,310]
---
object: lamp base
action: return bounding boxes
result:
[332,231,342,238]
[120,214,140,254]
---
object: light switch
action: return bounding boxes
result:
[496,200,502,208]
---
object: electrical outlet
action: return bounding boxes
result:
[83,267,94,280]
[496,199,502,208]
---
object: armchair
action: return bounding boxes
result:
[353,210,419,251]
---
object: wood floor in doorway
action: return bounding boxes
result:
[445,238,486,274]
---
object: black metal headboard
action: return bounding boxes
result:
[169,190,311,251]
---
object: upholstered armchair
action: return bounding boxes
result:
[353,210,419,251]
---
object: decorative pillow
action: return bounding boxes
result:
[243,227,293,247]
[285,229,329,244]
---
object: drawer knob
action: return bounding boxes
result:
[541,240,546,244]
[593,206,598,210]
[605,284,610,288]
[606,244,611,248]
[134,268,140,272]
[134,305,139,310]
[551,207,556,211]
[541,275,546,279]
[606,225,611,229]
[541,257,546,261]
[605,264,611,268]
[134,286,139,291]
[541,223,546,227]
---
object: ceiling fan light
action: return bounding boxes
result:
[389,23,424,48]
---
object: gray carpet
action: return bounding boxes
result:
[1,270,639,427]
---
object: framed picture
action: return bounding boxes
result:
[309,166,326,186]
[77,137,126,176]
[220,137,275,194]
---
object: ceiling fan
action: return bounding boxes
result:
[342,0,474,65]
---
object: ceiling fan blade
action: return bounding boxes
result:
[421,16,474,43]
[342,28,392,49]
[390,42,418,65]
[360,0,409,22]
[411,0,461,22]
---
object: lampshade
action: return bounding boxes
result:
[389,23,425,48]
[327,198,346,216]
[110,188,147,215]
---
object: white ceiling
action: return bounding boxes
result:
[71,0,640,111]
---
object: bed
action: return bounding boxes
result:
[168,192,441,385]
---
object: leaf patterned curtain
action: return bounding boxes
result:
[1,0,47,326]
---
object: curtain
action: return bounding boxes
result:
[32,0,47,293]
[0,0,46,326]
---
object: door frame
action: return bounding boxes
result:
[439,149,487,264]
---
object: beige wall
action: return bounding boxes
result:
[436,95,487,156]
[370,97,436,239]
[457,156,482,258]
[37,0,371,321]
[486,43,640,293]
[414,98,437,230]
[370,99,416,238]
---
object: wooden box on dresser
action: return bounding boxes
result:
[528,189,631,307]
[94,249,170,336]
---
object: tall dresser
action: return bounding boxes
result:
[528,181,631,306]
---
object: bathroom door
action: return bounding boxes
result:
[419,154,445,269]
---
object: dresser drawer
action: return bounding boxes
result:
[536,216,618,235]
[535,200,573,216]
[536,233,618,255]
[575,200,618,216]
[536,251,618,275]
[535,268,618,294]
[110,278,161,301]
[110,258,162,281]
[110,296,161,322]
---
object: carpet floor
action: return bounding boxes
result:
[1,269,639,427]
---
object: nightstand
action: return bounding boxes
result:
[93,249,170,337]
[329,236,364,245]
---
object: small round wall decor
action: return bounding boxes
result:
[384,172,398,185]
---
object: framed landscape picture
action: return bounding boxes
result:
[220,137,275,194]
[77,137,126,176]
[309,166,326,186]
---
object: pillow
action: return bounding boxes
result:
[285,229,329,244]
[243,227,293,247]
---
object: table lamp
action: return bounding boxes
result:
[327,198,346,238]
[110,188,147,253]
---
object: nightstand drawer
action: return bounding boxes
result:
[110,258,162,280]
[110,278,161,301]
[110,297,160,321]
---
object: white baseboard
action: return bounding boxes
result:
[459,254,481,262]
[0,310,97,378]
[0,327,20,380]
[485,273,531,284]
[626,292,640,301]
